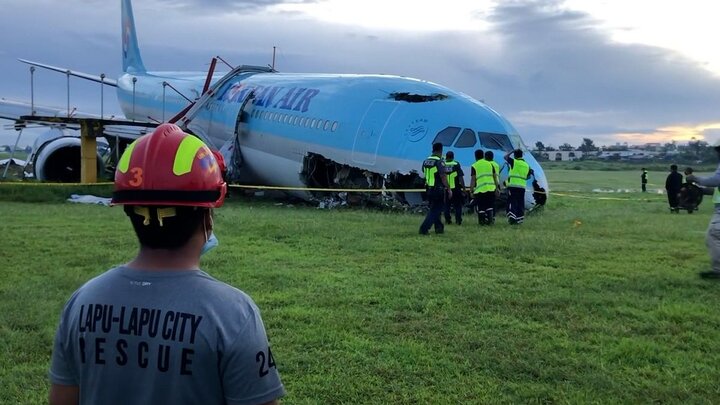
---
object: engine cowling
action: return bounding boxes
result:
[30,129,103,182]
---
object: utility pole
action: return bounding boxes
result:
[272,46,276,71]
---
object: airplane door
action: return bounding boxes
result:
[352,100,399,165]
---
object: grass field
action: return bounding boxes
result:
[2,170,720,403]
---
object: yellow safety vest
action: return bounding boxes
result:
[713,187,720,204]
[423,155,442,187]
[489,160,500,187]
[472,159,496,194]
[508,158,530,188]
[445,160,459,189]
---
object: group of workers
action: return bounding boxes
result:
[419,142,534,235]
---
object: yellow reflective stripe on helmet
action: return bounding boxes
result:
[173,136,206,176]
[117,140,138,174]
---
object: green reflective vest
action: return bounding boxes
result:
[423,155,442,187]
[508,158,530,188]
[489,160,500,187]
[472,159,496,194]
[445,160,459,189]
[713,187,720,204]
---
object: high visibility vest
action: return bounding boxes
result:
[489,160,500,186]
[713,187,720,204]
[472,159,496,194]
[445,160,459,189]
[508,158,530,188]
[423,155,442,187]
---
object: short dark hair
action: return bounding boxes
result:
[124,205,207,250]
[513,149,523,159]
[432,142,443,153]
[670,164,678,171]
[485,151,494,160]
[474,149,484,160]
[446,151,454,160]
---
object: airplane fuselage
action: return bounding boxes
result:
[116,69,548,207]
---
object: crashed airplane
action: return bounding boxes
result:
[1,0,548,208]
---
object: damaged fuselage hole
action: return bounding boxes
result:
[300,153,423,206]
[389,92,448,103]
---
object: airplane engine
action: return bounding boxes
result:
[31,135,103,182]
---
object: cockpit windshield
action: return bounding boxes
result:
[478,132,514,151]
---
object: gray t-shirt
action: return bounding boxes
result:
[50,266,285,405]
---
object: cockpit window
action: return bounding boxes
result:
[478,132,514,151]
[454,129,477,148]
[432,126,461,146]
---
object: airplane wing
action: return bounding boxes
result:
[0,98,154,140]
[18,59,118,87]
[0,98,92,124]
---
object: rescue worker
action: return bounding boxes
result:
[641,168,648,192]
[485,150,501,221]
[686,144,720,278]
[665,164,683,213]
[443,151,465,225]
[49,124,285,405]
[504,149,533,225]
[420,142,451,235]
[470,149,497,225]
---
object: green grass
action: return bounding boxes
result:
[2,171,720,403]
[0,151,28,161]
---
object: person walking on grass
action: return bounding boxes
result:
[470,149,497,225]
[420,142,451,235]
[665,164,683,213]
[49,124,285,405]
[504,149,533,225]
[686,141,720,279]
[485,150,501,222]
[641,168,648,192]
[443,150,465,225]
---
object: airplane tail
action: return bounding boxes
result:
[121,0,146,73]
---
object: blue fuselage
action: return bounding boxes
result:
[116,70,548,206]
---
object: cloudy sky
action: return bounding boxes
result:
[1,0,719,149]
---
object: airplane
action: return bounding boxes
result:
[0,0,549,209]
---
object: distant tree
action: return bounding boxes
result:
[577,138,598,152]
[545,145,556,151]
[534,141,545,151]
[558,143,574,151]
[662,142,677,152]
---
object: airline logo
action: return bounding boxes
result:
[218,82,320,113]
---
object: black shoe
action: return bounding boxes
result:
[700,271,720,279]
[419,230,429,235]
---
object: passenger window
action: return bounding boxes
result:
[331,121,339,132]
[478,132,514,151]
[432,126,461,146]
[454,129,477,148]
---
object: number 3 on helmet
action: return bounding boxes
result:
[112,123,227,208]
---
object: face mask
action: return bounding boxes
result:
[201,232,219,256]
[201,213,218,256]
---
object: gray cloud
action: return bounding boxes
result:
[1,0,719,149]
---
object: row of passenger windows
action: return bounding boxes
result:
[251,109,339,132]
[432,126,515,151]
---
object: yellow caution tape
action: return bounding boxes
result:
[0,181,666,202]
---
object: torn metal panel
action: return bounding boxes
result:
[301,152,423,208]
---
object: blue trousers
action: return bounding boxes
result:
[420,189,445,234]
[444,190,464,224]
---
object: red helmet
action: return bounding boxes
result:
[112,123,227,208]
